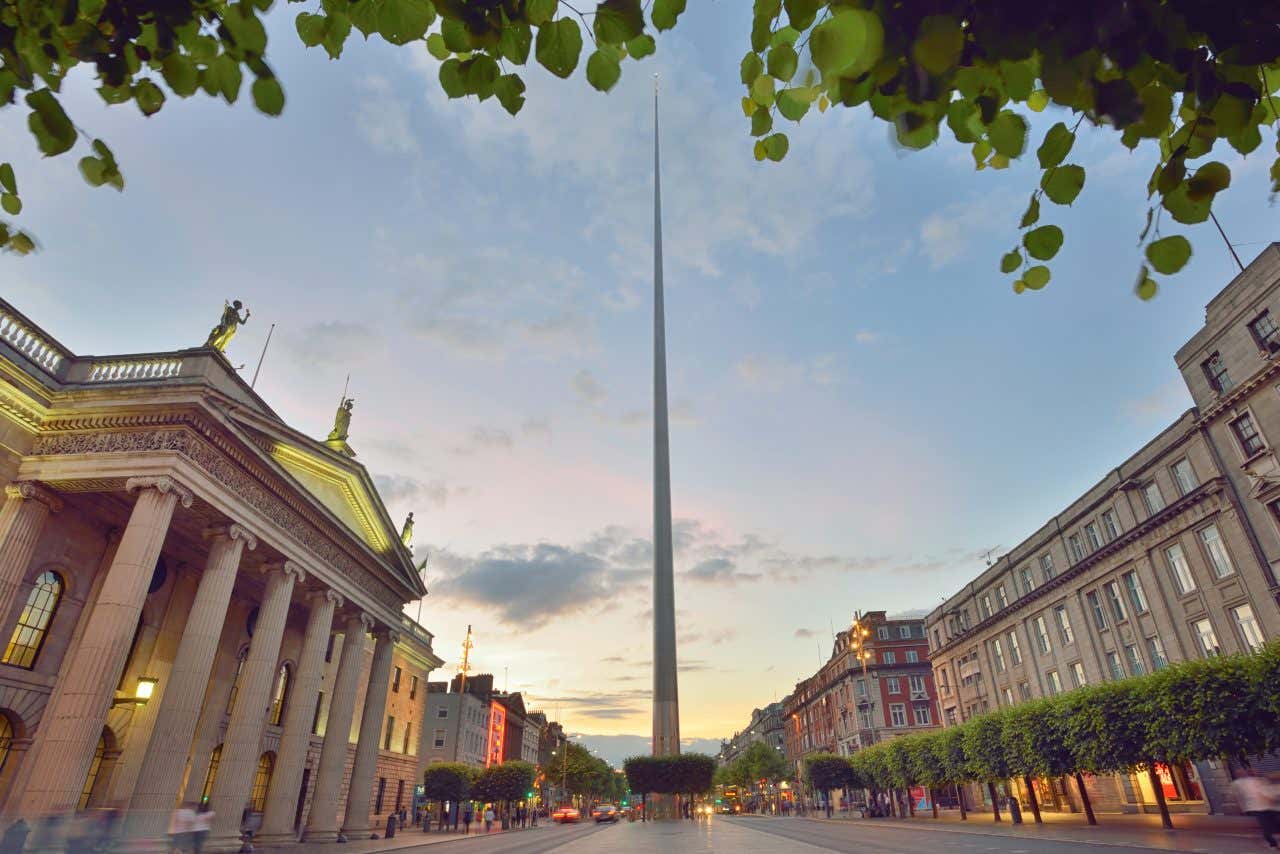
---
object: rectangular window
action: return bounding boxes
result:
[906,650,918,663]
[324,634,335,663]
[980,595,992,619]
[1002,687,1015,706]
[1144,482,1165,514]
[1008,631,1023,665]
[1194,618,1221,657]
[1125,643,1145,675]
[375,778,386,815]
[856,678,867,697]
[436,707,448,719]
[933,629,941,649]
[1104,581,1128,623]
[403,722,413,754]
[433,729,446,749]
[384,716,395,750]
[1046,671,1062,695]
[312,692,326,735]
[1123,570,1149,614]
[1233,413,1266,457]
[1102,510,1120,541]
[890,704,907,727]
[1085,524,1102,552]
[1104,651,1124,680]
[1019,567,1036,595]
[1086,590,1108,630]
[1199,524,1235,578]
[1018,682,1032,701]
[410,675,418,700]
[1172,458,1197,496]
[392,666,401,693]
[914,706,931,725]
[878,627,890,640]
[1165,543,1196,594]
[899,626,911,639]
[1070,661,1087,688]
[909,675,925,694]
[1034,616,1052,654]
[996,584,1009,609]
[1202,352,1233,393]
[1068,534,1084,562]
[1039,553,1056,579]
[886,677,901,694]
[992,638,1006,671]
[1233,604,1265,651]
[1054,605,1075,645]
[882,651,896,665]
[1250,310,1280,350]
[395,779,405,812]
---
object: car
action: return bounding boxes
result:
[552,806,581,824]
[591,804,619,822]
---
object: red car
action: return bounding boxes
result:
[552,806,581,824]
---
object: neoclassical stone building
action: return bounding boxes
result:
[0,298,441,849]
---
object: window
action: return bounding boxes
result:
[1070,661,1087,688]
[200,745,222,804]
[268,663,290,727]
[433,729,446,749]
[1069,534,1084,562]
[1085,524,1102,552]
[1202,352,1233,393]
[409,675,418,700]
[403,722,413,754]
[226,647,249,715]
[906,650,918,663]
[1123,570,1149,614]
[856,678,867,697]
[1034,616,1052,654]
[1232,413,1266,457]
[1165,543,1196,594]
[392,666,402,693]
[877,627,889,640]
[890,704,907,727]
[384,716,395,750]
[1193,618,1221,657]
[1232,604,1265,651]
[932,629,941,649]
[324,633,335,663]
[1104,581,1128,623]
[395,779,405,812]
[374,777,386,815]
[991,638,1006,671]
[1250,310,1280,349]
[436,707,448,718]
[996,584,1009,609]
[1199,524,1235,578]
[1085,590,1108,630]
[899,625,912,639]
[1146,636,1169,671]
[1106,651,1125,680]
[882,651,896,665]
[980,595,992,619]
[1054,605,1075,645]
[1019,567,1036,595]
[1046,671,1062,695]
[1143,482,1165,514]
[3,571,63,669]
[1125,643,1145,675]
[886,677,901,694]
[1018,682,1032,701]
[312,692,325,735]
[0,715,11,776]
[1172,458,1197,496]
[249,753,274,812]
[1007,631,1022,665]
[1102,510,1120,541]
[1039,553,1056,579]
[909,675,925,694]
[913,706,931,725]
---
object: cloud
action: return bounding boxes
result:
[355,75,418,155]
[683,557,762,585]
[572,369,608,406]
[854,330,881,344]
[919,190,1021,270]
[450,426,514,455]
[282,321,381,367]
[887,608,931,620]
[521,417,552,438]
[794,628,819,639]
[1124,377,1191,424]
[734,353,841,392]
[373,473,462,509]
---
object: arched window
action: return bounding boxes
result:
[249,752,275,812]
[79,731,107,810]
[0,714,13,774]
[268,663,291,726]
[200,745,223,805]
[225,647,249,715]
[3,571,63,669]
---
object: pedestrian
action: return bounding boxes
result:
[168,803,196,852]
[1233,768,1279,848]
[531,807,538,828]
[463,804,474,835]
[0,818,28,854]
[483,806,494,833]
[191,804,213,854]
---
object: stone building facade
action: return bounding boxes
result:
[718,701,785,766]
[0,298,442,849]
[422,674,544,772]
[926,244,1280,817]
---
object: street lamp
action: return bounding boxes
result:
[850,614,877,749]
[112,676,158,708]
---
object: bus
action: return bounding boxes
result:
[717,787,742,814]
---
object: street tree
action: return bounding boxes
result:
[804,753,851,818]
[961,709,1012,821]
[422,762,473,828]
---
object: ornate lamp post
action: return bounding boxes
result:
[850,614,876,749]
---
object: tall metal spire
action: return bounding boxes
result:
[651,74,681,760]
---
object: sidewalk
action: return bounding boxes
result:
[253,823,546,853]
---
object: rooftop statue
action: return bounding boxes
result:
[327,397,354,443]
[401,512,414,547]
[205,300,250,352]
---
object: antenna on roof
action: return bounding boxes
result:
[1209,211,1245,272]
[982,545,1002,567]
[250,323,275,389]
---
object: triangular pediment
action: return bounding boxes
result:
[265,439,395,554]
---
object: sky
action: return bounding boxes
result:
[2,4,1277,753]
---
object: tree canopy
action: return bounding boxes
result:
[2,0,1277,296]
[422,762,473,804]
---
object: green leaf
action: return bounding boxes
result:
[78,157,105,187]
[593,0,644,45]
[526,0,557,26]
[776,88,809,121]
[767,43,798,82]
[651,0,686,31]
[753,139,767,161]
[626,34,656,59]
[987,110,1028,157]
[26,90,77,154]
[912,16,963,75]
[1019,196,1040,227]
[213,56,243,103]
[493,73,526,115]
[769,26,800,48]
[1013,279,1026,294]
[1023,265,1050,290]
[1036,122,1075,169]
[535,18,583,79]
[1146,235,1192,275]
[426,32,451,60]
[0,164,16,195]
[296,12,326,46]
[1000,250,1021,274]
[1023,225,1063,261]
[1027,89,1049,112]
[740,52,763,86]
[970,139,991,168]
[378,0,435,45]
[810,10,882,78]
[132,80,166,117]
[161,54,199,97]
[224,5,268,54]
[1186,161,1231,201]
[1,193,20,215]
[463,54,500,99]
[763,132,789,162]
[1135,266,1158,300]
[750,74,774,107]
[783,0,821,30]
[438,58,465,97]
[251,76,285,115]
[441,18,470,52]
[586,48,621,92]
[1162,183,1211,224]
[750,108,772,136]
[1041,164,1085,205]
[322,11,352,58]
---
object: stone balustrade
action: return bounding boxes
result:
[84,357,184,383]
[398,614,434,650]
[0,305,69,376]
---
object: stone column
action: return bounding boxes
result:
[341,627,397,839]
[303,613,371,843]
[207,562,302,848]
[0,481,61,629]
[257,588,342,842]
[14,476,191,818]
[123,524,257,839]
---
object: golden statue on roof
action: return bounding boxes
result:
[205,300,250,352]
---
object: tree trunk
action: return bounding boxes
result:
[1074,773,1097,825]
[907,787,916,817]
[957,783,967,820]
[1024,773,1044,819]
[930,787,939,818]
[988,782,1002,822]
[1147,765,1173,830]
[642,793,647,822]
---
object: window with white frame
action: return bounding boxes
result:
[980,595,992,619]
[1085,590,1108,630]
[906,650,918,663]
[1046,671,1062,695]
[882,651,896,665]
[1106,651,1125,680]
[1104,581,1128,623]
[1250,309,1280,349]
[1102,509,1120,541]
[1143,481,1165,514]
[433,729,446,749]
[1232,413,1266,457]
[909,675,925,694]
[1165,543,1196,594]
[1172,458,1197,495]
[1085,523,1102,551]
[1054,605,1074,645]
[996,584,1009,609]
[1123,570,1148,614]
[878,627,889,640]
[1232,604,1265,651]
[1199,524,1235,578]
[1193,618,1221,657]
[1125,643,1145,675]
[1019,567,1036,595]
[890,704,907,727]
[1039,553,1055,579]
[992,638,1006,671]
[1034,616,1052,654]
[1068,534,1085,562]
[1002,687,1015,706]
[1018,682,1032,701]
[856,678,867,697]
[886,677,901,694]
[1202,352,1233,393]
[900,625,912,639]
[1008,631,1022,664]
[913,706,931,725]
[1070,661,1087,688]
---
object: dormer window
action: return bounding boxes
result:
[1202,352,1233,393]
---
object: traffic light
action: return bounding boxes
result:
[527,791,534,798]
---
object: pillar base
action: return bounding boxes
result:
[301,830,341,844]
[251,831,302,845]
[203,834,252,853]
